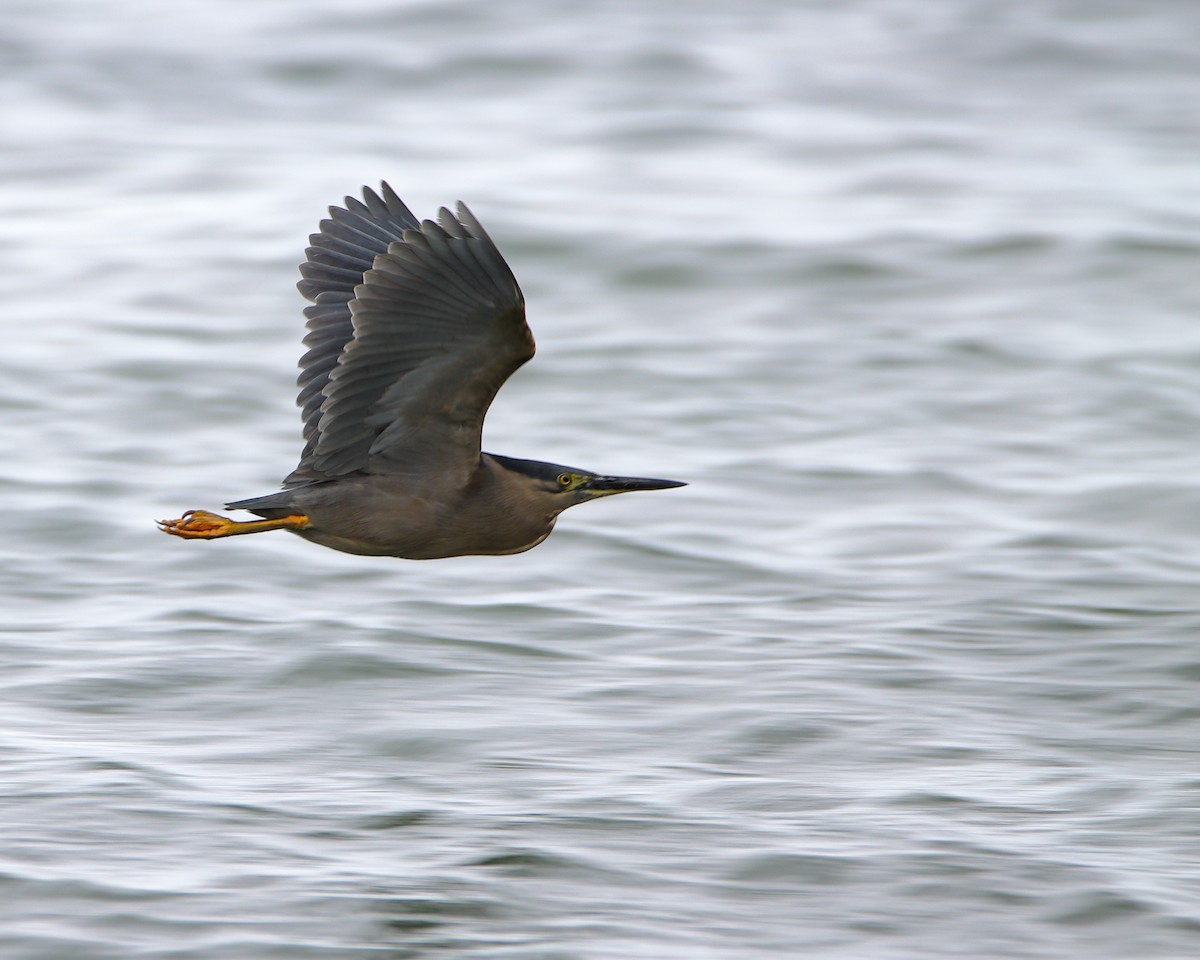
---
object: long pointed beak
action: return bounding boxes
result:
[583,475,687,496]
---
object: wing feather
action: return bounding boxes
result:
[286,185,532,486]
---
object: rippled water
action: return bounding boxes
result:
[4,1,1200,957]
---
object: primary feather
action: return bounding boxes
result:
[286,183,532,487]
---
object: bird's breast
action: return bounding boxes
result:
[291,480,557,560]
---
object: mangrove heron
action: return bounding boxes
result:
[158,183,684,558]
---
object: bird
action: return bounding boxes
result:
[157,183,684,558]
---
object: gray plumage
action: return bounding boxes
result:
[160,183,683,558]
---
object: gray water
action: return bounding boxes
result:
[3,1,1200,957]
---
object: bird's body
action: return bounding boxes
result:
[228,455,561,559]
[159,184,683,557]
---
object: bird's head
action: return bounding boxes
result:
[488,454,686,514]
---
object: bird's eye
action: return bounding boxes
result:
[558,473,573,487]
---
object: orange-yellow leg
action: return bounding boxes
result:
[157,509,310,540]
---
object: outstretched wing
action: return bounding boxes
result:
[286,183,533,486]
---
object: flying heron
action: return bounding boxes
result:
[158,184,684,558]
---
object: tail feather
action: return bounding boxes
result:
[225,491,297,513]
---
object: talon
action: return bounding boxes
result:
[157,509,235,539]
[157,509,310,541]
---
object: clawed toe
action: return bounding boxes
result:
[157,509,234,539]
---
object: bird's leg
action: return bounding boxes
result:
[157,509,310,540]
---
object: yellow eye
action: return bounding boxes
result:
[558,473,573,487]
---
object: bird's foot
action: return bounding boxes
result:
[157,509,240,539]
[157,509,309,540]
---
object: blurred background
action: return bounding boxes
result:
[3,1,1200,957]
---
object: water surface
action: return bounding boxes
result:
[3,1,1200,957]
